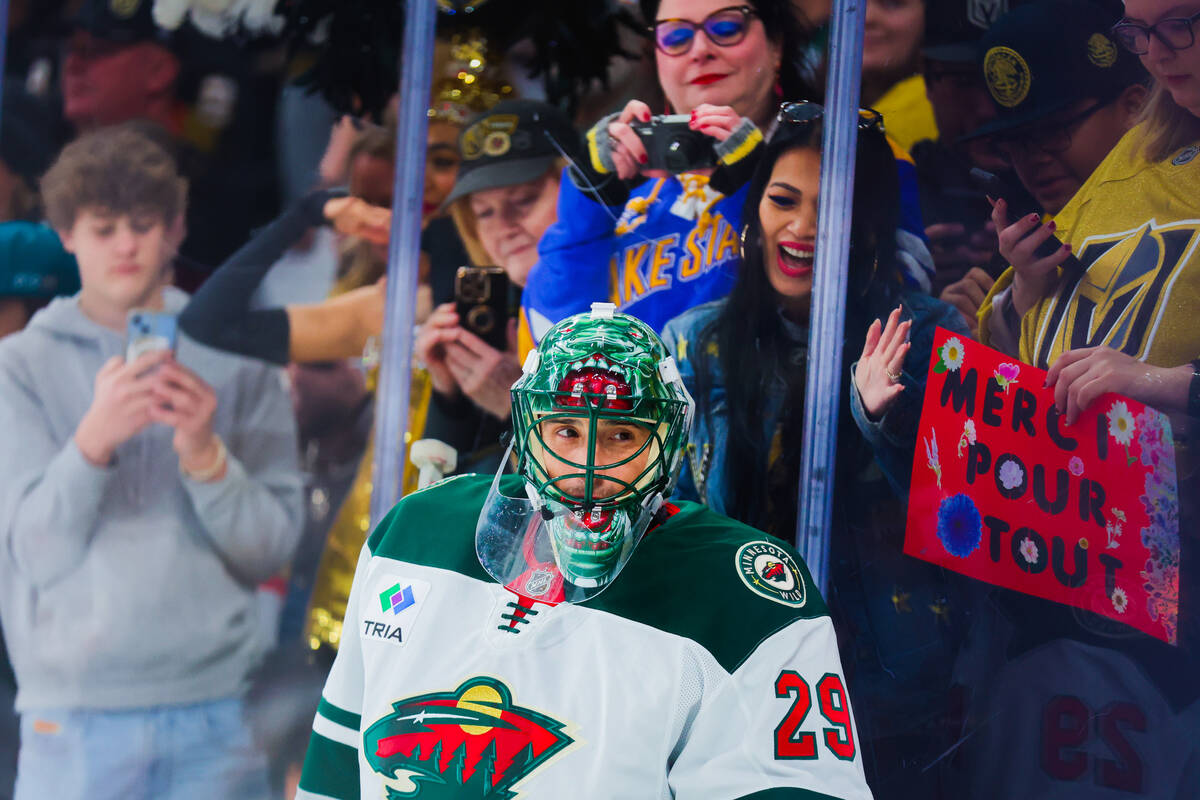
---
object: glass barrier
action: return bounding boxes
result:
[0,1,1195,798]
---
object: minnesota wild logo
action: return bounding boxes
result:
[364,677,574,799]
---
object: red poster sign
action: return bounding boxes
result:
[904,329,1180,644]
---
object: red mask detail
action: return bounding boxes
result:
[555,366,633,411]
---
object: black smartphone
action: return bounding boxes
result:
[969,168,1084,279]
[455,266,510,351]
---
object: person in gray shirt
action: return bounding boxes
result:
[0,124,302,800]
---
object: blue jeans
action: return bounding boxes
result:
[14,698,269,800]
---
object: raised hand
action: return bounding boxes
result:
[688,103,744,143]
[853,307,912,421]
[991,198,1071,316]
[442,321,523,420]
[74,350,171,466]
[323,196,391,245]
[939,267,994,337]
[149,358,223,477]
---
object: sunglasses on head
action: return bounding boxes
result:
[651,5,759,56]
[777,102,886,134]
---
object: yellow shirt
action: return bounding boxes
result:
[981,123,1200,370]
[872,74,939,154]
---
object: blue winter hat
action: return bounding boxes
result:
[0,222,81,298]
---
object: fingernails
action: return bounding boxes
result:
[1047,221,1056,232]
[642,111,651,122]
[639,153,648,164]
[1028,214,1040,223]
[1062,243,1072,253]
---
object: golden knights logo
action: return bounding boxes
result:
[1032,219,1200,367]
[364,677,574,798]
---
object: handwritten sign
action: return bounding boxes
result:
[904,329,1180,644]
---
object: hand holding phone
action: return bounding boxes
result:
[970,168,1083,283]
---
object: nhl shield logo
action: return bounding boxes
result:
[523,569,554,598]
[736,541,807,608]
[364,677,574,798]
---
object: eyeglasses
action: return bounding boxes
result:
[777,102,886,134]
[989,101,1106,160]
[651,6,758,56]
[1111,10,1200,54]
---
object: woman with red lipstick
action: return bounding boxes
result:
[661,109,969,794]
[979,0,1200,425]
[520,0,817,345]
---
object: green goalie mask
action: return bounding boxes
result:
[475,303,694,601]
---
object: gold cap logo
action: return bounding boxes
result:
[461,113,518,160]
[1087,33,1118,68]
[984,46,1032,108]
[109,0,140,19]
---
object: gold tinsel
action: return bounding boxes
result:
[305,366,433,653]
[428,32,513,125]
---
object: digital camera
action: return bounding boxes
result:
[629,115,716,173]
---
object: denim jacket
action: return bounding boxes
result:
[661,292,969,510]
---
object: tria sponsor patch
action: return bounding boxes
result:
[362,575,430,647]
[736,541,807,608]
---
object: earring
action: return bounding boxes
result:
[739,223,754,259]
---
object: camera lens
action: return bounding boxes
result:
[664,134,704,173]
[468,305,496,334]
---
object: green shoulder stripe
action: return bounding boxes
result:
[737,789,846,800]
[318,697,361,731]
[366,474,493,583]
[298,731,360,800]
[585,502,830,673]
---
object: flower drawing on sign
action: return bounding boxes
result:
[1106,520,1124,549]
[998,459,1024,490]
[924,433,943,489]
[1068,455,1085,477]
[957,419,977,458]
[1111,586,1129,614]
[934,337,965,373]
[936,494,982,558]
[1018,536,1039,565]
[1136,407,1179,643]
[993,362,1020,393]
[1108,401,1138,465]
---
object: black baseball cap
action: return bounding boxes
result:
[923,0,1023,63]
[444,100,581,206]
[962,0,1146,140]
[73,0,163,44]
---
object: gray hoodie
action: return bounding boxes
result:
[0,288,303,711]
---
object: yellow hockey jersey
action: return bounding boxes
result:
[981,123,1200,370]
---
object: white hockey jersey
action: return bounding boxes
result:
[296,475,873,800]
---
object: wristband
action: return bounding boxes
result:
[181,436,227,482]
[1189,359,1200,419]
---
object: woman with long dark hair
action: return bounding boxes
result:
[664,107,963,528]
[661,105,969,794]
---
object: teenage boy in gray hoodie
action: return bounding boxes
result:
[0,125,303,799]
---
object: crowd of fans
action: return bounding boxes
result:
[0,0,1197,797]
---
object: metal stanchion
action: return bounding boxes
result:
[794,0,867,593]
[369,1,439,526]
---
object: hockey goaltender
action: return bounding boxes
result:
[296,303,874,800]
